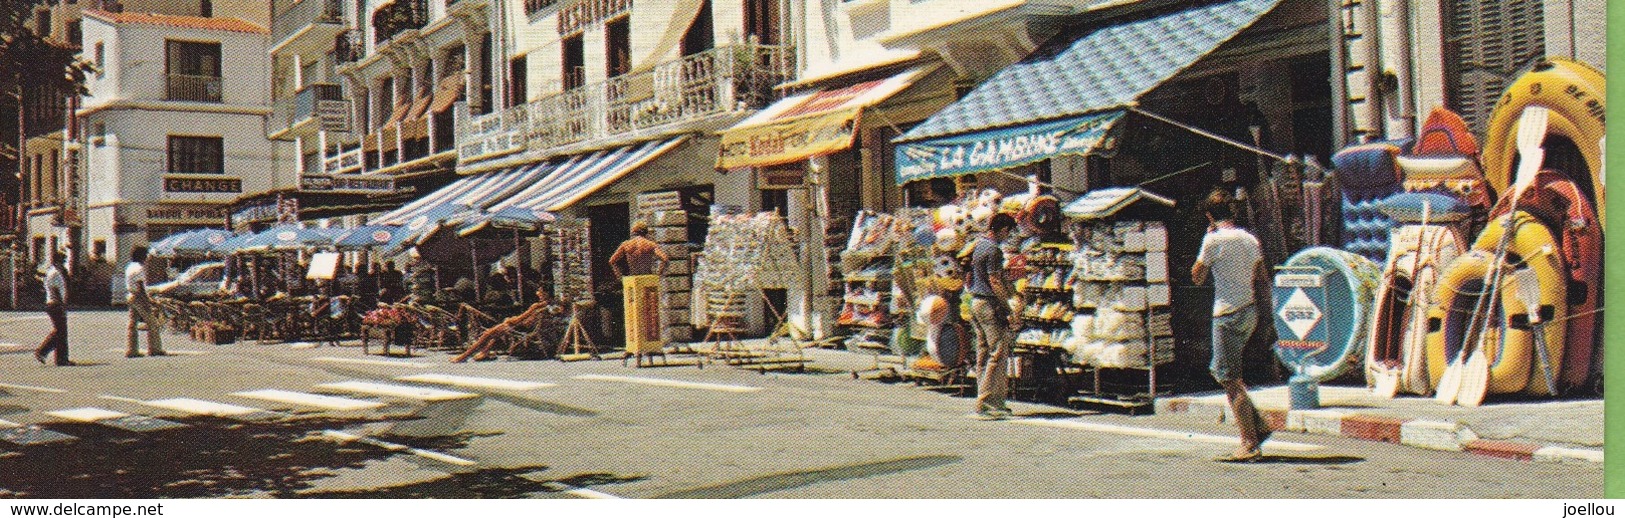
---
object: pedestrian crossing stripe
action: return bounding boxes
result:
[572,374,762,393]
[0,382,66,394]
[311,356,432,368]
[395,374,556,391]
[229,389,387,411]
[45,407,129,422]
[139,398,270,417]
[1010,418,1325,452]
[321,430,477,466]
[0,419,20,428]
[315,381,480,402]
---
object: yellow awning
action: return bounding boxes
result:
[716,66,930,170]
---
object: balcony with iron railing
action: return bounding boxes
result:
[455,44,792,164]
[272,0,344,50]
[372,0,428,46]
[334,30,363,64]
[268,82,343,138]
[167,74,222,103]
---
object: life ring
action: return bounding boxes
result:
[1425,213,1567,395]
[1366,223,1466,395]
[1489,169,1598,391]
[1479,57,1606,227]
[1273,247,1382,382]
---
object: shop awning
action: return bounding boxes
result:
[717,67,931,170]
[893,0,1283,184]
[429,74,466,113]
[401,95,434,140]
[375,162,555,225]
[375,173,483,225]
[500,137,687,212]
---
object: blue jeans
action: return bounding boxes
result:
[1209,306,1256,382]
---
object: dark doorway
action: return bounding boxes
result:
[588,202,631,345]
[743,0,779,45]
[680,0,714,57]
[605,16,631,78]
[562,34,585,90]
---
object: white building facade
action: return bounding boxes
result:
[78,10,293,265]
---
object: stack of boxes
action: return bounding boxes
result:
[635,191,695,343]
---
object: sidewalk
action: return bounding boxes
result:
[1156,385,1602,464]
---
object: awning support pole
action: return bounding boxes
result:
[1130,107,1321,173]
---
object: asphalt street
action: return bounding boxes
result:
[0,310,1602,498]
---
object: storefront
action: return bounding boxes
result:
[889,0,1335,388]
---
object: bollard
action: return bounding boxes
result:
[1288,374,1320,409]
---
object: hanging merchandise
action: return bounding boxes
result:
[693,211,810,369]
[550,218,593,304]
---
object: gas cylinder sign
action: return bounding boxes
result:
[1273,268,1329,361]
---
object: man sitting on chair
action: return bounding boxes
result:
[452,286,558,363]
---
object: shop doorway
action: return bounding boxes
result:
[588,202,631,345]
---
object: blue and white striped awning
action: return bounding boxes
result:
[375,161,554,225]
[492,137,687,213]
[894,0,1284,183]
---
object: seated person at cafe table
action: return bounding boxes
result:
[452,286,559,363]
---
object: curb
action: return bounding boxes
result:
[1159,397,1601,464]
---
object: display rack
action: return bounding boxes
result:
[694,212,810,371]
[1008,243,1082,402]
[1060,188,1177,414]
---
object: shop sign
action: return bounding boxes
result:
[1273,269,1329,361]
[895,110,1124,184]
[756,166,806,189]
[232,203,279,225]
[146,205,224,222]
[300,174,398,193]
[317,100,352,133]
[718,108,861,170]
[163,175,241,193]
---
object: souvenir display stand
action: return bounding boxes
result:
[694,211,811,371]
[550,218,601,360]
[1060,188,1177,413]
[837,210,939,380]
[1010,242,1082,402]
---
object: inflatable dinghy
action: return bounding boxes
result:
[1366,193,1471,397]
[1480,58,1606,227]
[1489,169,1599,392]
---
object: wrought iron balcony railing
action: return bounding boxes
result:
[269,82,343,136]
[166,74,222,103]
[456,44,791,163]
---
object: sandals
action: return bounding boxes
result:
[1213,449,1262,463]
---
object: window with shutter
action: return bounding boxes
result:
[1443,0,1544,134]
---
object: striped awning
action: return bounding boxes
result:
[493,137,687,213]
[374,162,555,225]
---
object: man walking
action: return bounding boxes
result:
[34,250,74,366]
[125,246,166,358]
[1191,202,1271,461]
[965,214,1018,420]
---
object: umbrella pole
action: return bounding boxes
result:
[471,245,482,302]
[514,230,524,306]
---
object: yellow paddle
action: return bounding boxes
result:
[1438,106,1548,405]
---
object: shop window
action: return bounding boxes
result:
[167,136,224,175]
[605,17,631,78]
[1443,0,1544,134]
[562,34,585,90]
[508,55,527,108]
[681,0,714,56]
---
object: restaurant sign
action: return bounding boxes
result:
[164,175,242,193]
[894,110,1124,184]
[718,108,861,170]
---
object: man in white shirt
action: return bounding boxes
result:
[1191,201,1271,461]
[125,246,166,358]
[34,250,73,366]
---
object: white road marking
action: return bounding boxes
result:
[572,374,762,393]
[104,348,208,356]
[0,316,48,324]
[134,398,271,417]
[0,382,66,394]
[1011,418,1325,452]
[539,482,623,499]
[45,407,130,422]
[0,419,20,428]
[229,389,386,411]
[395,373,556,391]
[290,342,320,350]
[321,430,477,466]
[316,381,480,402]
[311,356,432,368]
[0,343,27,350]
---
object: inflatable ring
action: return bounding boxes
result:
[1489,169,1600,390]
[1273,247,1382,382]
[1367,224,1466,395]
[1480,57,1606,227]
[1425,214,1567,395]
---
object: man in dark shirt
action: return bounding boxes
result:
[965,213,1019,420]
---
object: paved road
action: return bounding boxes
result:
[0,310,1602,498]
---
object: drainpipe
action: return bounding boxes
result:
[1358,0,1384,140]
[1390,0,1416,138]
[1327,0,1348,149]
